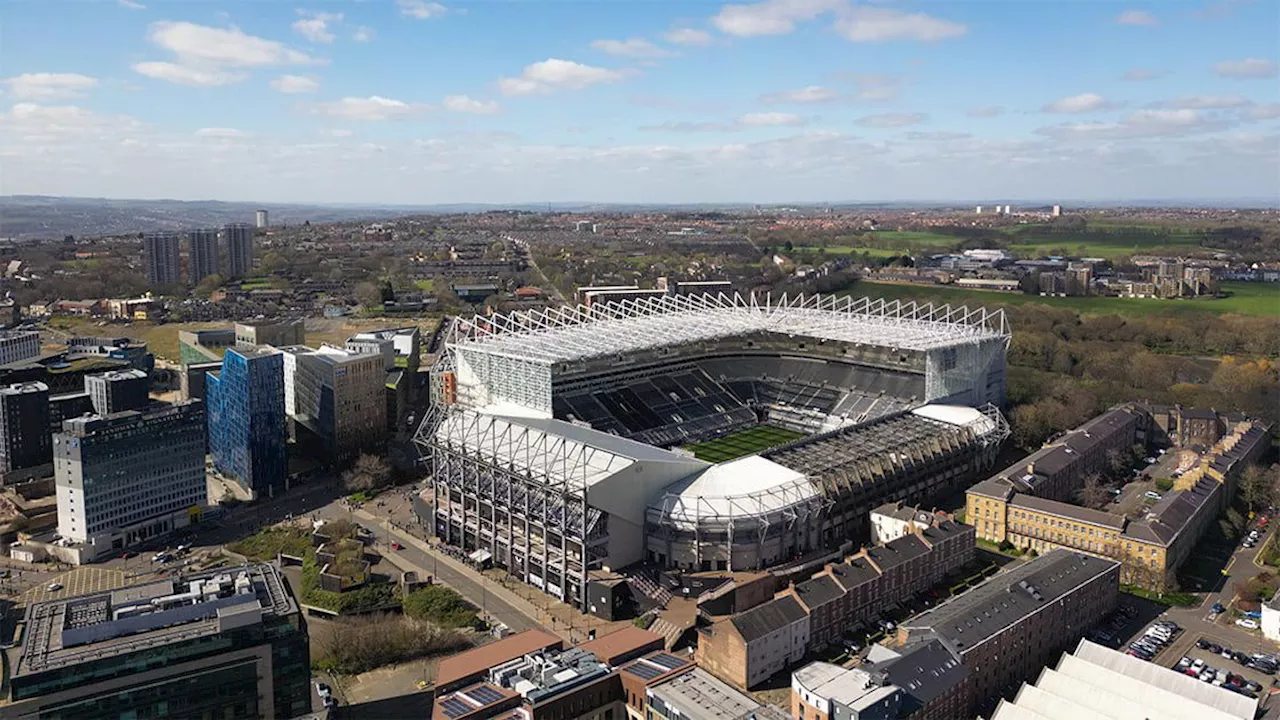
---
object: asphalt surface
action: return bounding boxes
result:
[314,503,539,634]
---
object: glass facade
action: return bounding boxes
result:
[12,607,310,719]
[207,349,288,499]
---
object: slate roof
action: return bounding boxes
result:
[866,534,931,571]
[1010,495,1127,531]
[830,557,883,590]
[730,595,806,642]
[795,575,845,610]
[876,638,968,715]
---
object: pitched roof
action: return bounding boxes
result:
[1009,495,1126,531]
[575,626,663,665]
[876,638,968,714]
[729,595,807,642]
[795,575,844,610]
[866,534,931,571]
[435,630,563,689]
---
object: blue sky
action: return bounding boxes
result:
[2,0,1278,204]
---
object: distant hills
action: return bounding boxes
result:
[2,194,1275,241]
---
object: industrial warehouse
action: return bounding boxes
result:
[413,292,1011,610]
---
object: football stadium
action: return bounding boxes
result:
[414,293,1011,609]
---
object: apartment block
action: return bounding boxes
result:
[188,228,219,284]
[84,368,149,415]
[968,406,1270,589]
[0,381,52,482]
[224,223,254,279]
[0,330,40,365]
[142,231,180,287]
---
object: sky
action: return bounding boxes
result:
[2,0,1278,205]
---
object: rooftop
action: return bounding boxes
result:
[435,629,562,689]
[1009,495,1127,531]
[729,594,806,642]
[991,638,1255,720]
[15,564,295,678]
[902,550,1118,654]
[90,368,148,382]
[574,626,663,665]
[450,292,1009,364]
[648,666,766,720]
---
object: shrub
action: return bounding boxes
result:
[1154,477,1175,492]
[633,615,655,630]
[403,585,477,628]
[227,526,312,561]
[313,614,470,675]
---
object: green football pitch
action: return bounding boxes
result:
[682,425,807,463]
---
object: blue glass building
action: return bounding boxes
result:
[206,347,288,499]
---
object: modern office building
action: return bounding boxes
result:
[54,401,206,560]
[0,381,52,481]
[647,667,788,720]
[235,319,304,348]
[188,228,220,284]
[224,223,254,278]
[280,345,386,460]
[48,391,94,434]
[5,564,311,719]
[991,638,1257,720]
[142,231,181,287]
[66,336,154,376]
[346,325,421,428]
[206,347,288,500]
[84,368,150,416]
[0,329,40,365]
[178,329,235,366]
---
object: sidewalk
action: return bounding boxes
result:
[352,507,629,644]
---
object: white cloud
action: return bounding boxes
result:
[855,112,927,128]
[498,59,624,96]
[318,128,354,137]
[905,131,972,142]
[1155,95,1250,109]
[760,85,838,104]
[118,0,146,9]
[663,27,712,46]
[711,0,844,37]
[639,121,735,132]
[1116,10,1157,25]
[353,26,375,42]
[833,6,967,42]
[270,74,320,94]
[840,73,905,101]
[1043,92,1116,113]
[443,94,501,114]
[307,96,424,120]
[146,20,322,68]
[1122,68,1161,81]
[3,73,98,100]
[195,127,248,138]
[1,102,143,138]
[590,38,674,59]
[1037,108,1228,140]
[398,0,447,19]
[967,106,1004,118]
[132,61,245,87]
[133,20,322,86]
[1213,58,1278,79]
[1246,104,1280,120]
[293,11,342,44]
[738,112,806,126]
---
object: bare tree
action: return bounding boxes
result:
[1076,474,1111,510]
[342,453,392,493]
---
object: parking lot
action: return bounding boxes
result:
[1175,640,1275,699]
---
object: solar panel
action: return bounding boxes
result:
[467,685,505,705]
[649,653,687,670]
[440,698,474,718]
[624,662,665,680]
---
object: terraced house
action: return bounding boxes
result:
[696,511,973,689]
[967,405,1270,589]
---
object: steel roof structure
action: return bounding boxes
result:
[448,292,1009,363]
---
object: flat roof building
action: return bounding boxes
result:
[0,330,40,366]
[142,231,180,287]
[0,381,51,481]
[6,564,310,719]
[54,401,207,561]
[84,367,149,416]
[280,345,386,460]
[647,666,787,720]
[207,347,287,500]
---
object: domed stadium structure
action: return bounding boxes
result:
[415,292,1011,609]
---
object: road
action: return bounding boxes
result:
[314,503,540,635]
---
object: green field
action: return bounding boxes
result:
[871,230,962,245]
[842,280,1280,318]
[792,245,902,258]
[683,425,806,462]
[1007,229,1203,260]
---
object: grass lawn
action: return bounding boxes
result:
[682,425,806,462]
[792,245,902,258]
[869,230,962,246]
[414,278,434,292]
[1007,230,1203,260]
[843,280,1280,318]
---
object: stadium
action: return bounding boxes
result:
[414,293,1011,610]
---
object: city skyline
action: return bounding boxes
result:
[2,0,1278,204]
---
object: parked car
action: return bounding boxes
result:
[1206,642,1223,654]
[1144,491,1163,500]
[1176,656,1193,670]
[46,582,62,592]
[1191,658,1207,673]
[1246,680,1264,693]
[1197,639,1212,650]
[1212,602,1226,614]
[1236,618,1260,630]
[1233,651,1251,664]
[391,542,404,550]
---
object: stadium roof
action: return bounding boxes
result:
[990,639,1255,720]
[449,292,1009,364]
[652,455,817,529]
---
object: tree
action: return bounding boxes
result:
[194,273,223,298]
[1105,447,1131,480]
[342,453,392,492]
[1241,465,1280,513]
[354,281,383,308]
[1076,474,1111,510]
